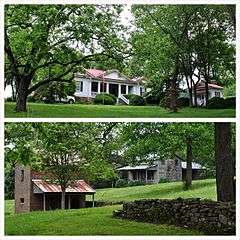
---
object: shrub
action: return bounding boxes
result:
[94,93,116,105]
[145,94,160,105]
[177,97,189,107]
[115,179,128,188]
[206,97,226,109]
[158,178,170,184]
[224,97,235,108]
[128,180,145,187]
[124,94,146,106]
[5,97,15,102]
[27,95,37,102]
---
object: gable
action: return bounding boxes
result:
[104,70,129,81]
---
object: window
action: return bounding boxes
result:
[21,170,24,182]
[100,82,107,92]
[200,94,205,100]
[91,82,98,92]
[140,87,144,96]
[121,85,126,94]
[160,160,165,165]
[215,91,220,97]
[20,198,24,204]
[76,81,83,92]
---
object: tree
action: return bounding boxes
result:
[5,5,129,112]
[215,123,235,202]
[131,5,235,108]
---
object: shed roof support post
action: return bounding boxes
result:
[92,194,95,208]
[68,195,71,209]
[43,193,46,211]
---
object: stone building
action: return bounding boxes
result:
[15,164,95,214]
[117,155,205,184]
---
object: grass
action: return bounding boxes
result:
[5,102,235,118]
[5,203,202,235]
[88,179,216,202]
[5,179,215,235]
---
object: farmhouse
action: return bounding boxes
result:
[117,156,205,184]
[192,80,224,106]
[74,69,146,104]
[15,165,95,214]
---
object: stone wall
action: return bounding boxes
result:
[113,198,235,235]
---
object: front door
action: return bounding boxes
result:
[109,84,119,97]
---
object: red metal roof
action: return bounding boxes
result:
[33,179,95,194]
[86,69,105,78]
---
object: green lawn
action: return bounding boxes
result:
[5,203,202,235]
[89,179,216,202]
[5,102,235,118]
[5,179,215,235]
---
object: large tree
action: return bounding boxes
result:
[215,123,235,202]
[131,5,235,108]
[5,5,129,112]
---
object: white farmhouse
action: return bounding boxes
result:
[74,69,146,104]
[192,80,224,106]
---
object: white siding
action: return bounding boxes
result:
[74,77,91,97]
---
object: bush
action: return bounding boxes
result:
[124,94,146,106]
[94,93,116,105]
[128,180,145,187]
[5,97,15,102]
[206,97,226,109]
[224,97,235,108]
[27,95,37,102]
[115,179,128,188]
[145,94,161,105]
[177,97,189,107]
[158,178,170,184]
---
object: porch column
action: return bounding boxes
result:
[126,85,129,95]
[68,195,71,209]
[97,82,100,93]
[145,170,148,183]
[118,84,121,97]
[92,194,95,208]
[106,83,109,93]
[43,193,46,211]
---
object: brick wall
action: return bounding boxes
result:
[113,198,235,235]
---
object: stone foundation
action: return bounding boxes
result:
[113,198,235,235]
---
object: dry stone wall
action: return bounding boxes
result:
[113,198,235,235]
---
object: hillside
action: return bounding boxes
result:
[89,179,216,202]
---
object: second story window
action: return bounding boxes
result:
[21,170,24,182]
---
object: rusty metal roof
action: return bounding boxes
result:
[32,179,95,194]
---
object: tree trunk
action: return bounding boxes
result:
[185,77,193,107]
[192,85,197,107]
[215,123,235,202]
[185,137,193,189]
[205,80,209,106]
[61,188,66,209]
[169,78,178,112]
[15,78,30,112]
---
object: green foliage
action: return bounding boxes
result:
[94,93,117,105]
[224,97,235,108]
[128,180,145,187]
[206,97,226,109]
[124,94,146,106]
[158,178,170,184]
[145,94,161,105]
[115,179,128,188]
[177,97,190,107]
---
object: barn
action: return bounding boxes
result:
[15,164,95,213]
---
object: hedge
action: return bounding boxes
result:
[94,93,117,105]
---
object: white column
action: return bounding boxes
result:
[43,193,46,211]
[68,195,71,209]
[106,83,109,93]
[98,82,100,93]
[145,170,148,183]
[126,85,129,95]
[118,84,121,97]
[92,194,95,208]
